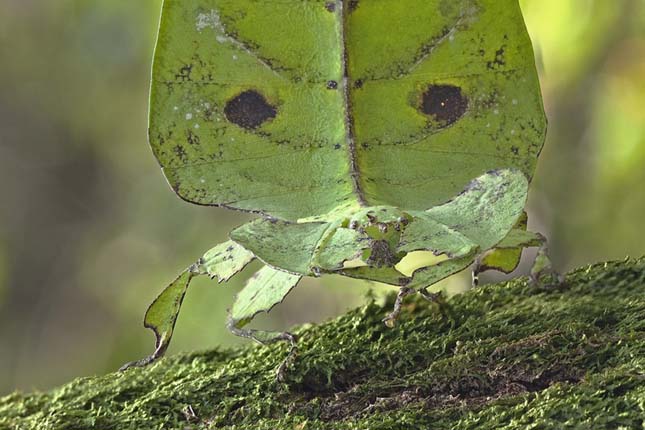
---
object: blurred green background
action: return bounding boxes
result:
[0,0,643,395]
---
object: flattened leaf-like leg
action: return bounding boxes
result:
[120,269,195,370]
[201,240,256,282]
[227,265,302,381]
[120,240,254,371]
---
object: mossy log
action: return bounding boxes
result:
[1,258,644,429]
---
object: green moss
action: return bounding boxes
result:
[1,258,644,429]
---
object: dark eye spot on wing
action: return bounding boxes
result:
[325,2,336,12]
[420,84,468,126]
[224,90,277,129]
[348,0,360,11]
[326,80,338,89]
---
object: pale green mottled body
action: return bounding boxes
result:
[123,0,557,373]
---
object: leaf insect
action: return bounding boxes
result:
[122,0,561,378]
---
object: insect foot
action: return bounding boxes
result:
[226,316,298,383]
[530,245,565,289]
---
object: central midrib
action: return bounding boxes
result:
[338,0,367,207]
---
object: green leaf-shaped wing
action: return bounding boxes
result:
[150,0,544,220]
[412,168,530,252]
[150,0,350,220]
[348,0,545,209]
[403,168,530,288]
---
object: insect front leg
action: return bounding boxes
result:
[120,240,255,371]
[120,269,196,370]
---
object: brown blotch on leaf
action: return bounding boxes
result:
[367,240,398,268]
[420,84,468,126]
[224,90,277,129]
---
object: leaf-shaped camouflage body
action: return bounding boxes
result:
[150,0,545,220]
[123,1,557,374]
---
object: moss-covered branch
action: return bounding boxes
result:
[1,258,644,429]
